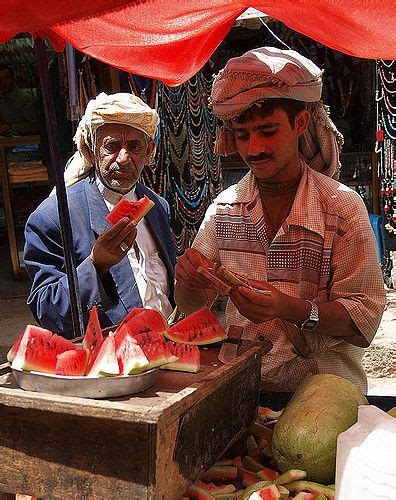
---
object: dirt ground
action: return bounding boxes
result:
[362,289,396,395]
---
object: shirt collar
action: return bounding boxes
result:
[284,165,325,238]
[229,165,325,239]
[95,175,137,205]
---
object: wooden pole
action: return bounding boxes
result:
[34,37,84,337]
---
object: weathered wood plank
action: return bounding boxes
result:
[0,405,150,498]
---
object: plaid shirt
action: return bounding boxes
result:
[193,165,386,392]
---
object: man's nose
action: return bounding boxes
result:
[247,133,266,156]
[116,148,131,165]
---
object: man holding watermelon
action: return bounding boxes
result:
[175,47,386,393]
[24,93,176,337]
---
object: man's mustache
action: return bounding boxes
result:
[246,153,274,162]
[108,163,136,173]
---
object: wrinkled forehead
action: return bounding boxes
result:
[95,123,148,145]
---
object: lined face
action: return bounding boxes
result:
[231,106,308,183]
[94,124,154,193]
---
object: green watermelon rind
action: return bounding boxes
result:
[271,374,368,484]
[160,360,200,373]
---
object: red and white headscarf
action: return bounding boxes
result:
[63,92,159,187]
[211,46,343,179]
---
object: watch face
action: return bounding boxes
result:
[303,319,318,331]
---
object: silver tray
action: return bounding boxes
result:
[11,367,157,399]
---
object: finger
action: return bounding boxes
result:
[229,297,266,324]
[102,217,130,241]
[175,264,211,289]
[110,221,137,247]
[121,227,138,248]
[185,248,213,268]
[247,279,272,292]
[237,285,273,305]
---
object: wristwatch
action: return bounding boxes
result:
[300,301,319,331]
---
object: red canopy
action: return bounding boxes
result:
[1,0,395,85]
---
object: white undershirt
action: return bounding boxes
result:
[96,177,173,319]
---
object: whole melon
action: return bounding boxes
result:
[388,407,396,418]
[271,373,368,484]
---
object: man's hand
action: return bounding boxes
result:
[230,279,288,324]
[91,217,137,276]
[175,248,216,290]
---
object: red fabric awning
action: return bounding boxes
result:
[1,0,395,86]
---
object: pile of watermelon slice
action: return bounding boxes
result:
[7,306,227,378]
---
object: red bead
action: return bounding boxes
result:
[376,130,385,142]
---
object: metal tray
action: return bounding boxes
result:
[11,367,157,399]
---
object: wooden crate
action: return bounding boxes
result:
[0,345,264,499]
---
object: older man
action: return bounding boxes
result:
[24,93,176,337]
[175,47,385,393]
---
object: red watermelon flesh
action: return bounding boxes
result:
[117,307,168,336]
[161,342,200,373]
[132,332,177,370]
[87,334,119,377]
[83,305,104,372]
[56,349,90,376]
[11,326,76,374]
[249,485,281,500]
[106,196,154,226]
[164,307,227,345]
[114,325,149,374]
[7,324,52,363]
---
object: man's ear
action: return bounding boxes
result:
[145,139,155,163]
[294,109,311,137]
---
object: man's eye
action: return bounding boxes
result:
[127,142,144,153]
[260,129,277,137]
[105,142,119,152]
[234,133,249,141]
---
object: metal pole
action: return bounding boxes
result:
[34,36,84,338]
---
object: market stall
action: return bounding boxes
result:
[0,2,395,498]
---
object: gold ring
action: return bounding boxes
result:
[120,243,129,253]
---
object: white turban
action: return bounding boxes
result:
[63,92,159,187]
[211,47,343,179]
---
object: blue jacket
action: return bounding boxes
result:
[24,176,176,338]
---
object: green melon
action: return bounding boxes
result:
[388,407,396,417]
[271,374,368,485]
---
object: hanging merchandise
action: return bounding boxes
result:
[140,70,222,255]
[128,74,157,109]
[375,60,396,286]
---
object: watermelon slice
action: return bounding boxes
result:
[7,325,51,363]
[241,483,280,500]
[11,325,76,374]
[55,349,90,376]
[117,307,168,336]
[161,343,200,373]
[83,306,104,373]
[200,465,238,482]
[114,325,149,374]
[106,196,154,226]
[87,334,119,377]
[164,308,227,345]
[132,332,177,370]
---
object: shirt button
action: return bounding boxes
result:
[96,303,103,312]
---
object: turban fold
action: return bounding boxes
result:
[211,47,343,179]
[63,92,159,187]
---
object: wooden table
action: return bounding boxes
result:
[0,345,265,499]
